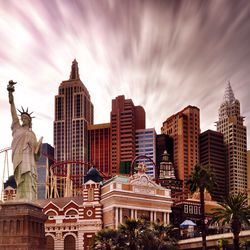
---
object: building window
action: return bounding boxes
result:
[184,205,188,213]
[189,205,193,214]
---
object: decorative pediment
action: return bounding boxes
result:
[130,173,159,195]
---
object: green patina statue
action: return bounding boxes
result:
[7,80,43,201]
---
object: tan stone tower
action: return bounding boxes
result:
[216,81,247,195]
[54,59,94,196]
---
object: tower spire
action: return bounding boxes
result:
[69,59,80,80]
[223,81,235,103]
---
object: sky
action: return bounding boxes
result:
[1,0,250,180]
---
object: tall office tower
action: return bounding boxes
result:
[161,105,200,197]
[135,128,156,178]
[54,59,94,196]
[216,82,247,195]
[37,143,54,199]
[199,130,226,202]
[88,123,111,178]
[156,134,173,177]
[110,95,145,175]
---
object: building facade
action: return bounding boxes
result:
[135,128,156,178]
[54,59,94,196]
[88,123,111,178]
[110,95,145,175]
[39,166,173,250]
[199,130,226,202]
[216,82,247,195]
[161,106,200,197]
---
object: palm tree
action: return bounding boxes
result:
[210,192,250,250]
[186,163,215,250]
[152,223,179,250]
[90,228,118,250]
[118,218,147,250]
[91,219,180,250]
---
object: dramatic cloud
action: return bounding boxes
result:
[1,0,250,175]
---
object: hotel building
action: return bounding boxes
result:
[161,106,200,197]
[110,95,145,175]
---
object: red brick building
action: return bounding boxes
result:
[110,95,145,175]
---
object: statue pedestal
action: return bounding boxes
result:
[0,201,47,250]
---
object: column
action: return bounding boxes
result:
[166,213,170,224]
[150,211,153,222]
[134,210,137,219]
[131,209,134,219]
[119,208,123,224]
[153,211,156,222]
[115,207,119,229]
[163,212,166,225]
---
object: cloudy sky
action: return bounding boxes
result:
[1,0,250,176]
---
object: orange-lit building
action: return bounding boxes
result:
[88,123,111,177]
[161,106,200,197]
[110,95,145,175]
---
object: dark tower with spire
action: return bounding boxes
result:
[216,81,247,195]
[54,59,94,197]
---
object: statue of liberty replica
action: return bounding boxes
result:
[7,80,43,201]
[0,80,46,250]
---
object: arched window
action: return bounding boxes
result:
[46,210,57,219]
[64,235,76,250]
[65,209,78,218]
[46,235,54,250]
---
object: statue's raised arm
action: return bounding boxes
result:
[7,80,19,127]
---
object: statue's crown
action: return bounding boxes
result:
[17,106,35,120]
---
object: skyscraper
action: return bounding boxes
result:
[161,105,200,197]
[199,130,226,202]
[54,59,94,196]
[216,82,247,195]
[110,95,145,175]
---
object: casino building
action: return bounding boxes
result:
[38,165,173,250]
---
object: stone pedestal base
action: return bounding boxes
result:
[0,201,47,250]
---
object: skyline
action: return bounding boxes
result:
[1,0,250,157]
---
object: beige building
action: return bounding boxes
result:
[101,170,173,229]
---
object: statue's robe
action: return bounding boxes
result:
[11,121,37,201]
